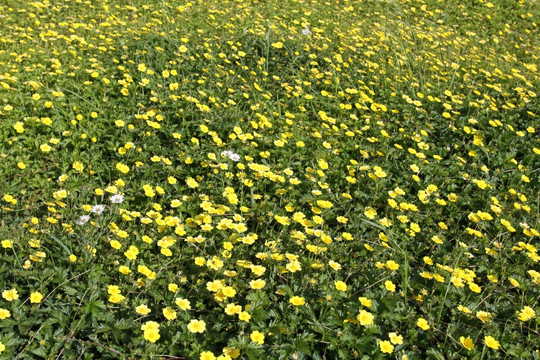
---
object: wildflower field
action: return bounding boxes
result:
[0,0,539,358]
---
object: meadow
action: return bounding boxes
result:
[0,0,539,358]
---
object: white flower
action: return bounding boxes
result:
[229,153,241,162]
[110,194,124,204]
[221,150,241,162]
[76,215,90,225]
[302,28,311,36]
[90,204,106,215]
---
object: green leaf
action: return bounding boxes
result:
[63,286,78,296]
[49,234,72,256]
[30,347,48,358]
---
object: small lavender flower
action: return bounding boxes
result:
[302,27,311,36]
[76,215,90,225]
[90,204,106,215]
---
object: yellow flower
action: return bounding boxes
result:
[316,200,333,209]
[289,296,306,306]
[141,321,159,332]
[72,161,84,173]
[379,340,394,354]
[107,285,121,295]
[460,336,474,350]
[124,245,139,260]
[13,122,24,133]
[0,341,4,354]
[186,177,199,188]
[0,308,11,319]
[384,280,396,292]
[206,280,223,292]
[335,281,348,292]
[136,304,151,315]
[357,310,374,326]
[250,330,265,345]
[1,240,13,248]
[2,288,19,301]
[175,297,191,310]
[364,207,377,219]
[53,189,68,199]
[108,293,125,303]
[517,306,536,321]
[318,159,329,170]
[223,347,240,359]
[249,279,266,290]
[119,266,131,275]
[141,321,160,343]
[238,311,251,322]
[110,240,122,250]
[389,332,403,345]
[328,260,342,270]
[275,215,291,226]
[115,163,130,174]
[468,282,481,293]
[30,291,43,304]
[358,297,372,307]
[225,303,242,315]
[476,311,493,323]
[188,319,206,333]
[286,261,302,272]
[200,351,216,360]
[163,306,177,320]
[473,179,488,190]
[116,230,129,238]
[484,336,500,350]
[222,286,236,298]
[417,318,430,330]
[374,167,387,177]
[40,144,52,152]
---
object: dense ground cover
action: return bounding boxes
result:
[0,0,539,358]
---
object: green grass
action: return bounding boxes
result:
[0,0,539,359]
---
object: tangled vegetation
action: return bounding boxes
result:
[0,0,539,358]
